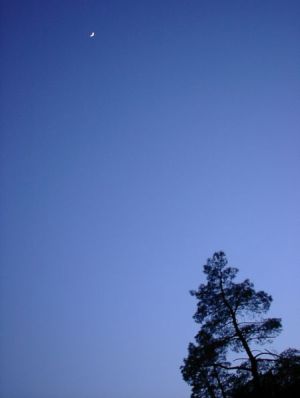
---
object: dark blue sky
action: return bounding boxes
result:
[1,1,299,397]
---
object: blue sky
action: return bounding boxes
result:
[1,1,299,397]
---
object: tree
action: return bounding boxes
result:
[181,251,283,397]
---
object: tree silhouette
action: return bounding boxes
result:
[181,251,289,397]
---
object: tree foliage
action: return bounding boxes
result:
[181,252,299,398]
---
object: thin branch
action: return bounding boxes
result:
[214,363,251,372]
[254,351,279,358]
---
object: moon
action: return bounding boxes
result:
[89,32,95,38]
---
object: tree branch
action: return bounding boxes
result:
[214,363,251,372]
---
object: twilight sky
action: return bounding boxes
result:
[0,1,299,397]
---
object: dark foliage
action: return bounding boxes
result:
[231,349,300,397]
[181,252,299,398]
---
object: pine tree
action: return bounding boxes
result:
[181,251,282,397]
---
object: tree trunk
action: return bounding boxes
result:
[219,276,261,390]
[230,311,260,388]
